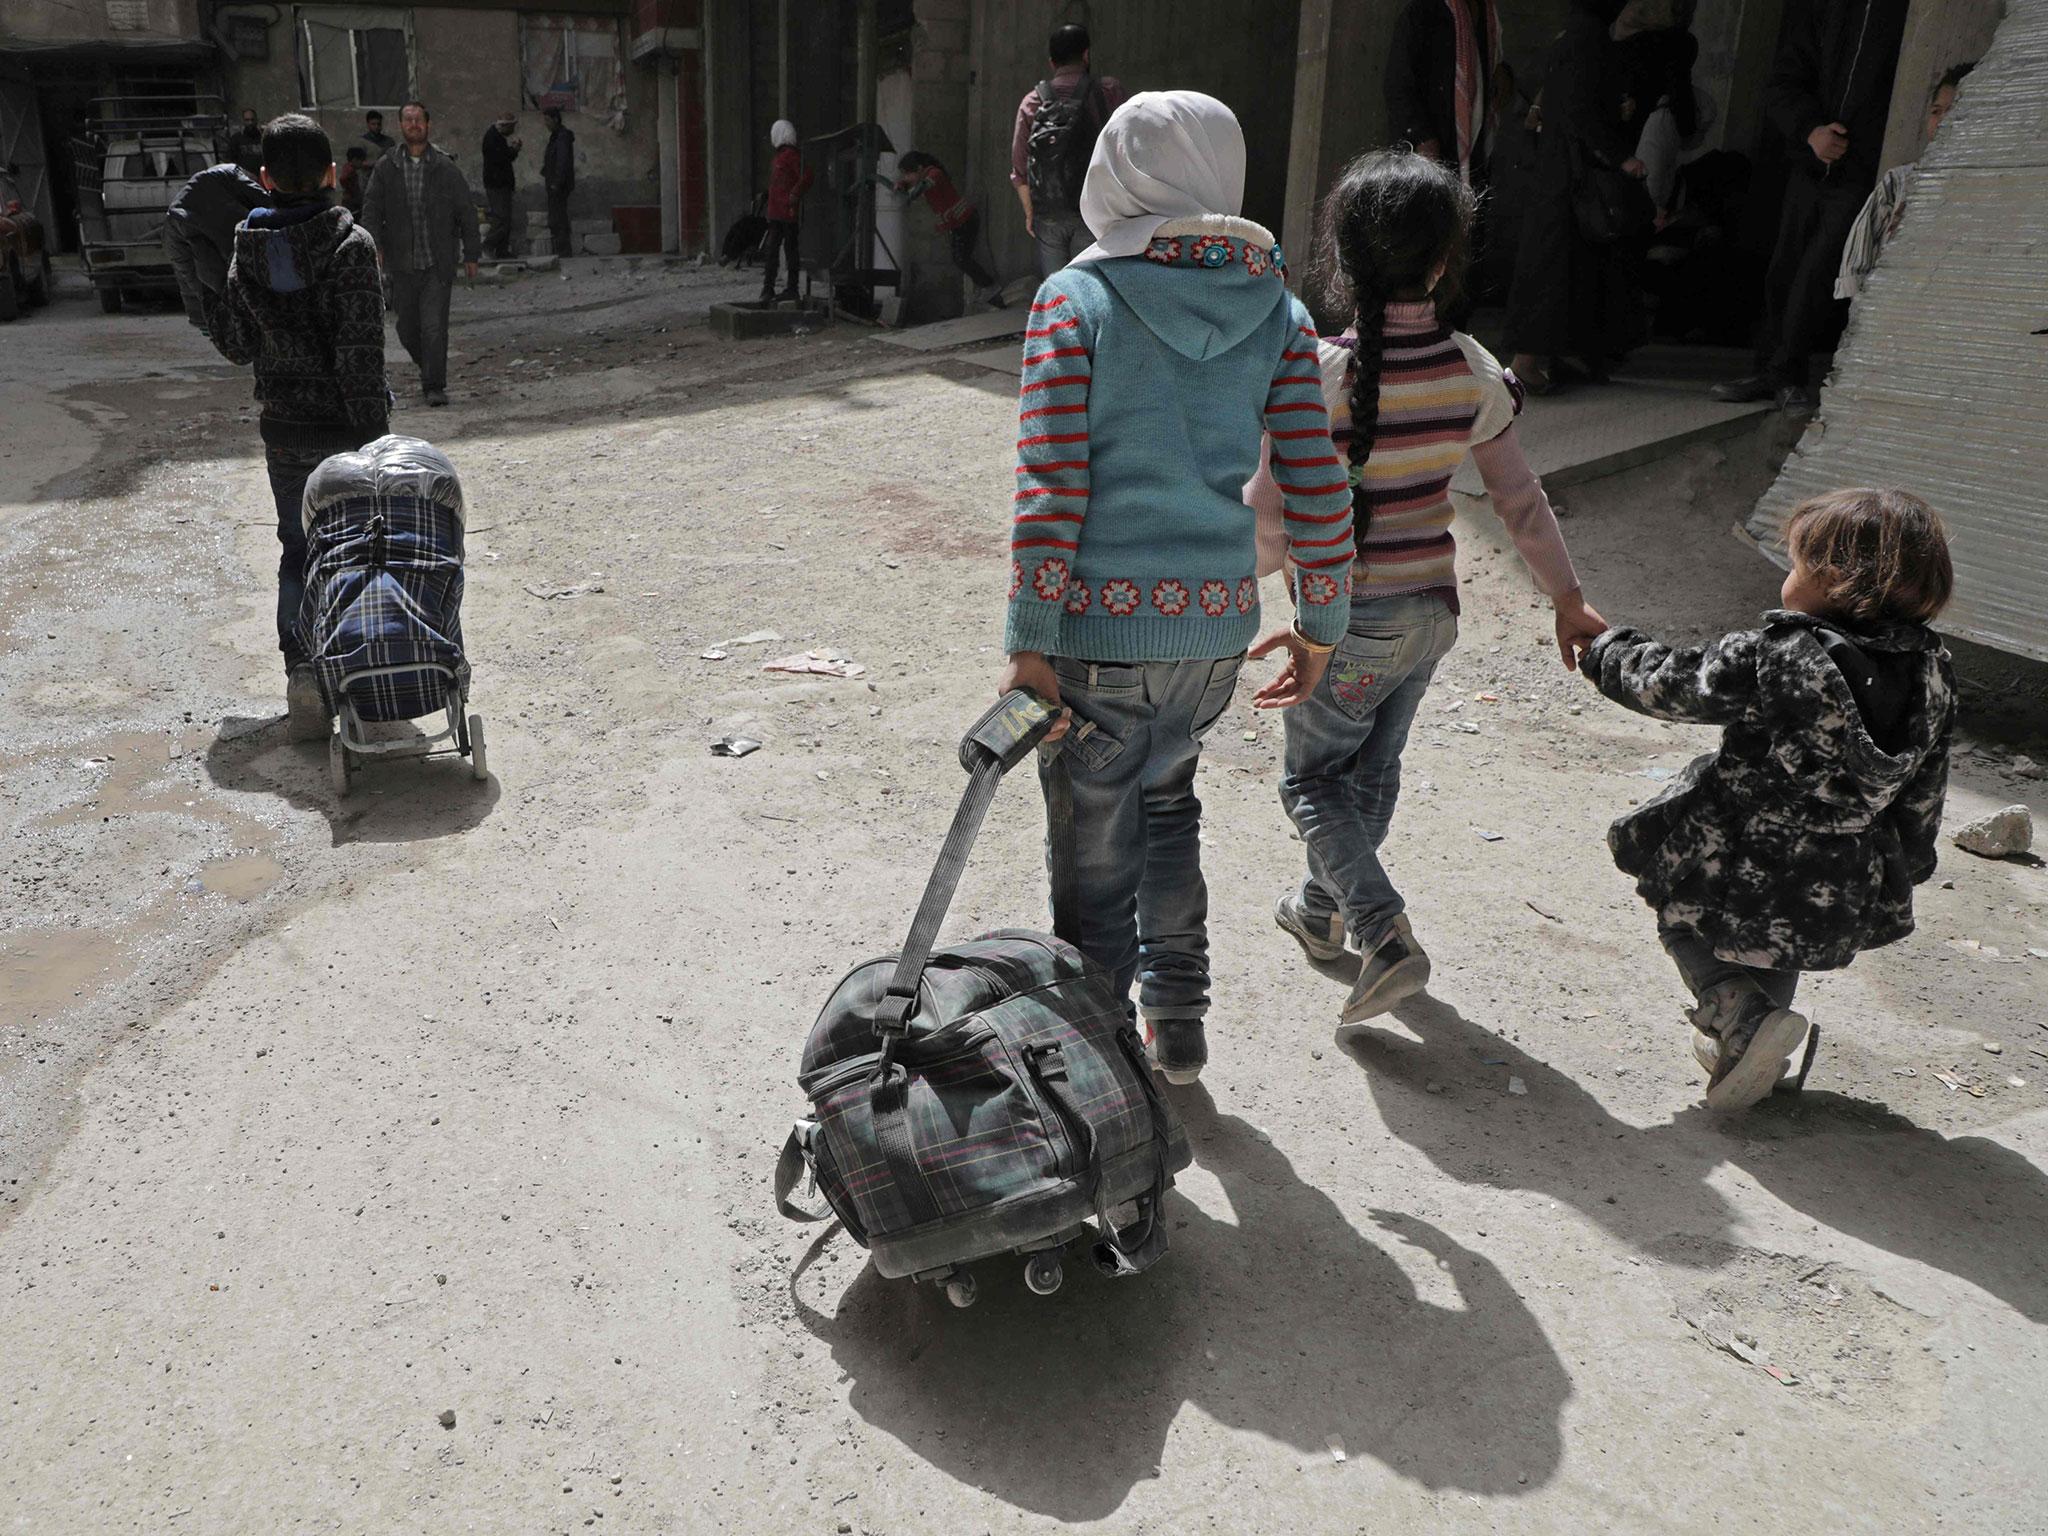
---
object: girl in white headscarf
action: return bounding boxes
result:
[994,90,1357,1087]
[761,120,812,303]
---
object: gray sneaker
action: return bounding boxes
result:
[1337,916,1430,1030]
[1274,892,1347,962]
[286,664,329,743]
[1141,1014,1207,1086]
[1701,999,1810,1110]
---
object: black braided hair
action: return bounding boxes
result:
[1312,149,1476,553]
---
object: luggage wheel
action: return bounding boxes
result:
[1023,1250,1063,1296]
[942,1272,978,1309]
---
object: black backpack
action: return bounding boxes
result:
[1027,75,1107,214]
[773,691,1191,1308]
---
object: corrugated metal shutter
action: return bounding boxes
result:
[1746,0,2048,663]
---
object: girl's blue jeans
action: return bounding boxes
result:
[1043,655,1244,1021]
[1281,593,1459,951]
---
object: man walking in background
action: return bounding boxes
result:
[481,111,522,260]
[542,107,576,258]
[362,101,480,407]
[1710,0,1910,412]
[1010,23,1124,277]
[361,109,394,155]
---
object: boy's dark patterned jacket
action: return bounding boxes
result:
[1584,610,1954,971]
[205,200,388,453]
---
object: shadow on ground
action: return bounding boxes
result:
[1350,993,2048,1324]
[205,715,499,845]
[794,1085,1570,1522]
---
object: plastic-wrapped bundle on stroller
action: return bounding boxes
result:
[300,435,486,794]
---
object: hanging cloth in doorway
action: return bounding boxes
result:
[1447,0,1502,183]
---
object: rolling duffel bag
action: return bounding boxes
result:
[773,690,1192,1307]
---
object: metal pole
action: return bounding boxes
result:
[855,0,878,284]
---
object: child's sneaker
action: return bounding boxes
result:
[1692,1024,1804,1092]
[1703,1002,1810,1110]
[1274,892,1347,962]
[1338,915,1430,1028]
[1141,1013,1207,1086]
[286,664,329,743]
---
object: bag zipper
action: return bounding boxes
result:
[803,1020,994,1099]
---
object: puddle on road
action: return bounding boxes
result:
[0,931,127,1033]
[198,852,284,901]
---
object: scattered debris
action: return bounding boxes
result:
[700,647,729,661]
[722,629,783,647]
[1452,721,1481,734]
[763,650,867,679]
[2010,754,2042,780]
[523,581,605,600]
[1951,805,2033,859]
[1241,730,1259,742]
[1476,829,1505,842]
[710,736,762,758]
[1477,692,1500,703]
[1984,1042,2003,1055]
[1524,900,1561,922]
[1507,1076,1528,1096]
[1326,1435,1347,1464]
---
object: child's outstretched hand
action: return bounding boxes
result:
[1553,588,1608,673]
[1248,626,1331,709]
[998,651,1070,741]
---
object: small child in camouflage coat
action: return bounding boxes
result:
[1583,488,1956,1110]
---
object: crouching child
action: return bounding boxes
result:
[1582,488,1956,1109]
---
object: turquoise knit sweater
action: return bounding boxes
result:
[1003,215,1354,662]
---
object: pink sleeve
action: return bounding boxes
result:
[1011,89,1040,185]
[1466,424,1580,599]
[1244,434,1288,578]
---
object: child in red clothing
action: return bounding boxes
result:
[762,119,813,303]
[893,151,1005,308]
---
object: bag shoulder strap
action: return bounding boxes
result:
[871,691,1067,1040]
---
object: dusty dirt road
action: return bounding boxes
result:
[4,262,2047,1535]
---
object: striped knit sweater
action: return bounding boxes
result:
[1003,215,1354,662]
[1324,301,1524,609]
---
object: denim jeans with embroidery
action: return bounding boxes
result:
[1280,593,1457,950]
[1042,654,1244,1021]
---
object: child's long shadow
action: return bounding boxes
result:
[791,1086,1571,1522]
[204,715,499,846]
[1350,992,2048,1323]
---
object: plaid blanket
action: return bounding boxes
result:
[299,437,468,722]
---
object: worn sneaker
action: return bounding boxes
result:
[1141,1015,1207,1086]
[285,664,329,743]
[1705,1005,1811,1110]
[1274,892,1347,962]
[1691,1026,1801,1087]
[425,388,449,407]
[1338,915,1430,1028]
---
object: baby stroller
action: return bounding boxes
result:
[299,435,487,796]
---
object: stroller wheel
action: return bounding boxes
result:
[943,1273,978,1310]
[328,734,353,797]
[467,714,488,781]
[1024,1250,1064,1296]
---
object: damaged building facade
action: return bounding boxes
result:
[0,0,661,258]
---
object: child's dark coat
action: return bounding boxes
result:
[1585,609,1954,971]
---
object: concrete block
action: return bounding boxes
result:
[581,231,622,256]
[708,299,830,339]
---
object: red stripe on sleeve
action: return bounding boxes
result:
[1018,431,1088,447]
[1029,295,1069,313]
[1285,480,1350,497]
[1019,460,1088,473]
[1012,510,1085,524]
[1286,505,1353,525]
[1023,346,1089,366]
[1013,487,1089,500]
[1019,403,1087,421]
[1266,402,1324,414]
[1011,536,1080,551]
[1024,318,1079,338]
[1274,454,1342,468]
[1021,373,1090,394]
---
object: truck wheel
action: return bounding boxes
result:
[97,285,122,314]
[24,253,50,307]
[0,265,18,322]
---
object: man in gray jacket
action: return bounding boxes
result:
[362,101,481,406]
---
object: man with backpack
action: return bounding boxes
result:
[1010,23,1125,277]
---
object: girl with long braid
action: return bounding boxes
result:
[1250,149,1608,1027]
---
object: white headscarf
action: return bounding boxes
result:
[1072,91,1246,264]
[771,119,798,149]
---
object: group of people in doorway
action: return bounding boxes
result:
[990,87,1956,1114]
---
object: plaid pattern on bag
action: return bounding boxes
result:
[299,439,468,722]
[798,930,1187,1273]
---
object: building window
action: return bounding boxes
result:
[520,14,627,130]
[298,6,414,111]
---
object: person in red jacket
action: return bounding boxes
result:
[762,118,813,303]
[893,151,1006,308]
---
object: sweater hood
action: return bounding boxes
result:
[1092,215,1288,361]
[234,203,359,295]
[1756,609,1950,797]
